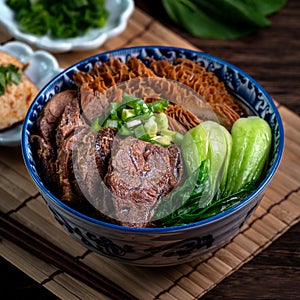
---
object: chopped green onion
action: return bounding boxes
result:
[119,125,132,136]
[121,108,136,121]
[91,95,183,145]
[126,119,143,128]
[143,116,158,137]
[161,130,184,145]
[134,124,150,141]
[151,135,172,146]
[109,102,122,120]
[122,92,140,104]
[91,117,101,131]
[124,111,153,123]
[103,119,119,128]
[155,113,169,132]
[148,98,169,112]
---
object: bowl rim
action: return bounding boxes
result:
[21,45,285,233]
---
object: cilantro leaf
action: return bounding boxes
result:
[0,64,22,96]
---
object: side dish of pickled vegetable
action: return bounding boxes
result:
[95,94,272,227]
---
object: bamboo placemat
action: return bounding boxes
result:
[1,8,300,300]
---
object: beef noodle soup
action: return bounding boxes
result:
[30,56,252,228]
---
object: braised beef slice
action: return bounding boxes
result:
[56,127,88,204]
[53,93,86,200]
[104,136,183,227]
[95,126,117,179]
[71,126,116,219]
[30,134,59,194]
[55,97,85,148]
[38,90,77,144]
[30,90,78,193]
[45,89,87,202]
[54,126,109,220]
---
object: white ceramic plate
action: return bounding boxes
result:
[0,41,62,147]
[0,0,134,53]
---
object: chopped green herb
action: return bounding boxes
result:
[91,93,181,146]
[0,64,22,96]
[6,0,109,38]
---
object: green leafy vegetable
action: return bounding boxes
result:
[221,116,272,197]
[201,121,232,197]
[6,0,109,38]
[152,160,251,227]
[152,159,212,226]
[194,0,270,27]
[0,64,22,96]
[181,120,231,191]
[253,0,287,16]
[162,0,286,39]
[181,123,209,175]
[153,116,272,227]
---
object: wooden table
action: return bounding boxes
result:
[1,1,300,299]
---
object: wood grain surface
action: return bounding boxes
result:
[0,0,299,299]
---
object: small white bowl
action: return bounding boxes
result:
[0,0,134,53]
[0,41,62,147]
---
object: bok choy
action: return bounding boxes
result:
[153,117,272,227]
[221,116,272,198]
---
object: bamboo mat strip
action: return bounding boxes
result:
[0,7,300,300]
[0,212,137,300]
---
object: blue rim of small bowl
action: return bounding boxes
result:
[22,46,284,233]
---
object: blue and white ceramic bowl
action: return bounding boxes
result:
[22,46,284,266]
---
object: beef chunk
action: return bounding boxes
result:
[95,126,117,179]
[71,127,116,219]
[30,134,59,194]
[104,136,183,227]
[30,90,78,193]
[38,90,77,144]
[56,126,88,204]
[55,97,85,148]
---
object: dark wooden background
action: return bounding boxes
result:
[1,0,300,299]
